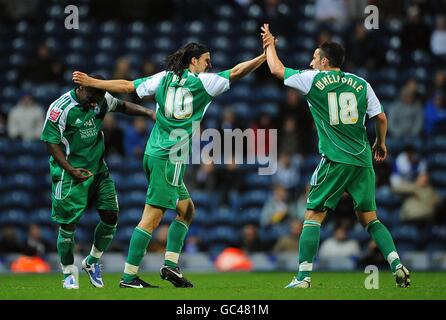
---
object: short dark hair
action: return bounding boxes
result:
[84,73,105,97]
[319,42,345,68]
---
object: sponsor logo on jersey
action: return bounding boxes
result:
[49,108,62,122]
[75,118,83,125]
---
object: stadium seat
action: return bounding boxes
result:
[1,191,33,210]
[208,208,237,226]
[115,225,137,244]
[119,208,143,226]
[240,190,270,209]
[0,209,27,227]
[29,208,52,226]
[207,226,238,243]
[392,225,420,243]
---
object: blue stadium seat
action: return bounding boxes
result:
[207,243,227,258]
[119,191,146,208]
[1,191,32,210]
[12,36,32,53]
[128,21,150,36]
[106,154,125,172]
[125,37,149,53]
[237,208,261,226]
[29,208,52,226]
[392,225,419,242]
[258,103,279,117]
[39,226,57,244]
[192,208,209,227]
[209,208,237,226]
[75,228,91,244]
[119,208,142,226]
[427,153,446,170]
[429,226,446,242]
[430,170,446,187]
[186,21,205,35]
[100,21,121,35]
[213,20,233,35]
[120,172,146,191]
[79,210,100,228]
[349,224,370,246]
[211,36,231,51]
[0,209,27,227]
[396,241,417,253]
[376,186,402,208]
[189,190,212,210]
[6,173,36,190]
[207,226,238,243]
[115,226,136,244]
[425,241,445,254]
[244,173,272,190]
[240,190,270,209]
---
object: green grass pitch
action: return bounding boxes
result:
[0,272,445,300]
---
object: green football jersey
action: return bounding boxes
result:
[133,69,230,159]
[41,89,120,177]
[284,68,383,167]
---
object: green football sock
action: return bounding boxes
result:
[164,219,189,269]
[122,227,152,282]
[366,220,401,272]
[57,227,75,267]
[296,220,321,281]
[86,221,117,265]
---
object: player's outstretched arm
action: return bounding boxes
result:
[72,71,135,94]
[116,100,156,121]
[261,24,285,80]
[372,112,388,162]
[229,52,266,82]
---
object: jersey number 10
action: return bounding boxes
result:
[165,87,193,119]
[328,92,358,125]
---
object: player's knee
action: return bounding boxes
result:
[182,202,195,224]
[99,210,119,225]
[60,223,76,232]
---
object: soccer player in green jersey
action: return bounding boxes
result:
[261,24,410,288]
[73,42,266,288]
[41,75,155,289]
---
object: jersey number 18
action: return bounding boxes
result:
[328,92,358,125]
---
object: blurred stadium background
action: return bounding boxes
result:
[1,0,446,274]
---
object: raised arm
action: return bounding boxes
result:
[261,24,285,80]
[229,53,266,82]
[72,71,135,94]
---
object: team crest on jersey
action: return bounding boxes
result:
[49,108,62,122]
[94,105,101,114]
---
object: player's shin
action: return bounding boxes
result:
[122,227,152,282]
[164,219,189,268]
[86,221,117,265]
[296,220,321,280]
[57,227,75,278]
[366,219,401,272]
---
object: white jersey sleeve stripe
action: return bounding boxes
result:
[135,71,167,98]
[198,73,230,97]
[366,82,383,118]
[284,70,318,95]
[105,92,119,112]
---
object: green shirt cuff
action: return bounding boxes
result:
[133,77,148,90]
[218,69,231,80]
[284,67,300,80]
